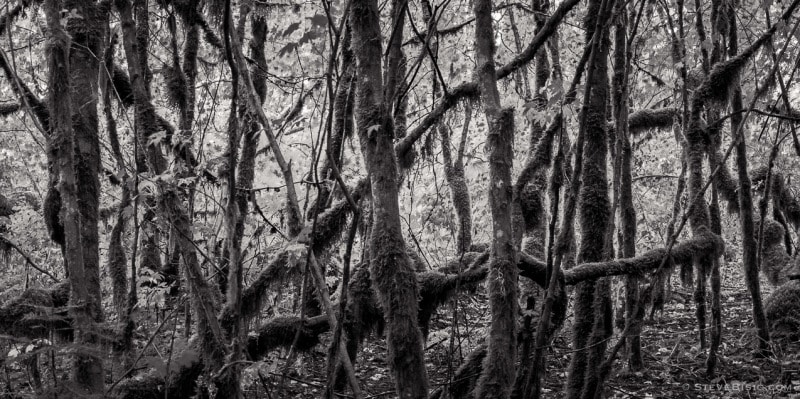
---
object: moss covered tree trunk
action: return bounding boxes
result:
[64,0,104,331]
[427,0,473,255]
[163,0,202,293]
[349,0,430,397]
[44,0,104,393]
[611,1,642,371]
[728,4,771,355]
[115,2,229,393]
[318,23,354,215]
[566,0,614,397]
[472,0,519,397]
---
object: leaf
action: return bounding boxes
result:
[282,22,301,37]
[308,14,327,28]
[297,29,321,46]
[278,43,298,58]
[146,131,167,147]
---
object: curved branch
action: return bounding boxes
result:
[396,0,581,158]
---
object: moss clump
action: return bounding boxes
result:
[0,282,70,339]
[310,178,369,253]
[712,156,740,214]
[163,65,187,110]
[245,315,330,359]
[695,34,769,105]
[344,263,384,343]
[765,279,800,341]
[519,175,546,234]
[417,267,489,337]
[237,251,294,320]
[112,65,134,107]
[113,347,204,399]
[627,107,678,135]
[0,102,20,116]
[759,219,793,286]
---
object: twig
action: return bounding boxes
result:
[0,234,57,281]
[105,301,185,394]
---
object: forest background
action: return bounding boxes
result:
[1,0,800,398]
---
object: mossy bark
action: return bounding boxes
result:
[472,0,519,396]
[104,32,131,320]
[317,23,355,216]
[440,110,473,254]
[44,0,104,393]
[116,1,229,392]
[611,1,642,371]
[728,4,771,355]
[350,0,430,397]
[566,1,614,397]
[512,2,553,395]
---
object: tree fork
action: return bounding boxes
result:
[349,0,430,396]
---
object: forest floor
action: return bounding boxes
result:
[246,264,800,399]
[3,266,799,398]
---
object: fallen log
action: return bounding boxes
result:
[0,282,70,339]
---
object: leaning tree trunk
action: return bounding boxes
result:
[566,0,615,398]
[349,0,430,397]
[44,0,104,393]
[115,2,229,394]
[728,4,771,355]
[472,0,519,398]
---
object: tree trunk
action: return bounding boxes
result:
[566,0,614,397]
[349,0,430,397]
[115,1,229,391]
[728,4,771,355]
[472,0,519,397]
[611,1,642,371]
[44,0,104,393]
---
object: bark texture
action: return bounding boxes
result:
[350,0,430,396]
[472,0,519,397]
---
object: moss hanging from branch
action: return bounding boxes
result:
[694,33,772,105]
[760,219,793,286]
[627,107,678,135]
[0,102,20,116]
[417,267,488,336]
[111,65,135,107]
[709,150,740,214]
[753,169,800,228]
[235,251,294,321]
[310,179,369,253]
